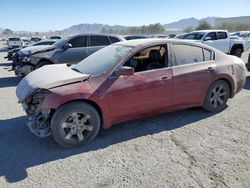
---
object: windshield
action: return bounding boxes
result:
[183,32,205,40]
[52,37,70,48]
[71,44,133,75]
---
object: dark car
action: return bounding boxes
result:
[16,39,246,148]
[124,35,149,40]
[6,39,57,61]
[14,33,125,76]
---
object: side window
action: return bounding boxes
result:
[204,49,212,61]
[109,36,120,43]
[171,44,203,66]
[206,32,217,40]
[89,36,110,46]
[217,32,227,39]
[68,36,87,48]
[124,45,167,72]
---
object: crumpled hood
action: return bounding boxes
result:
[16,64,90,102]
[19,45,53,55]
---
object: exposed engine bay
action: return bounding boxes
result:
[22,90,52,137]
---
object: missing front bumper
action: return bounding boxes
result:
[15,65,33,76]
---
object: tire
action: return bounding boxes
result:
[35,61,51,70]
[203,80,230,112]
[51,101,101,148]
[231,48,243,58]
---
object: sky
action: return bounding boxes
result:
[0,0,250,31]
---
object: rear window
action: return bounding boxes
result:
[50,36,61,39]
[217,32,227,39]
[31,38,41,42]
[34,41,55,46]
[89,36,110,46]
[9,38,20,41]
[109,36,121,43]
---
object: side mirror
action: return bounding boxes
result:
[115,66,134,76]
[204,37,212,41]
[62,43,72,50]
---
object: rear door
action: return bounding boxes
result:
[54,36,88,64]
[170,43,216,106]
[216,32,230,53]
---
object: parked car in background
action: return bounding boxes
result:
[6,39,57,61]
[174,33,187,39]
[29,37,42,45]
[21,37,30,47]
[236,31,250,46]
[50,35,62,40]
[168,34,177,38]
[14,33,125,76]
[124,35,149,40]
[7,37,24,48]
[16,39,246,148]
[182,30,249,57]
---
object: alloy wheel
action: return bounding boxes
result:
[209,85,227,108]
[62,112,94,142]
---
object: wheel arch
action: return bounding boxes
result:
[230,44,243,54]
[51,99,104,128]
[211,77,235,98]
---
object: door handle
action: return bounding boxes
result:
[206,67,215,72]
[161,76,170,80]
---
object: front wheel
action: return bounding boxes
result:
[203,80,230,112]
[51,102,101,148]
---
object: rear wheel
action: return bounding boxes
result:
[51,102,101,148]
[35,61,52,70]
[231,48,243,58]
[203,80,230,112]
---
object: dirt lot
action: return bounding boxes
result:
[0,41,250,188]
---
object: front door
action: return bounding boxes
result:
[107,67,173,123]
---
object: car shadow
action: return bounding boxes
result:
[0,76,22,88]
[0,108,218,183]
[244,76,250,90]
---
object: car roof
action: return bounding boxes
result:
[67,33,124,38]
[114,38,218,53]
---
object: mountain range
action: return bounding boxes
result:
[0,17,220,35]
[60,17,219,35]
[165,17,219,29]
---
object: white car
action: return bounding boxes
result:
[182,30,249,57]
[7,37,24,48]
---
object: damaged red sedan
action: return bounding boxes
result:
[16,39,246,148]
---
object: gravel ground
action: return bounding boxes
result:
[0,41,250,188]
